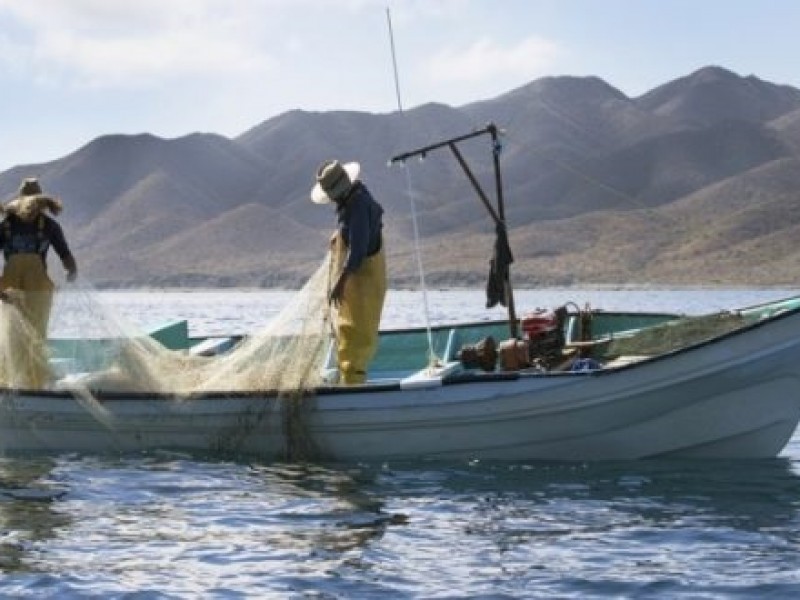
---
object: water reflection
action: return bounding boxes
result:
[248,462,409,554]
[1,453,799,596]
[0,457,71,572]
[427,458,800,534]
[344,458,800,596]
[0,455,411,593]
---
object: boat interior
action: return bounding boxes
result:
[43,295,800,391]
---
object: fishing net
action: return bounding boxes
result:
[0,252,337,400]
[603,311,752,357]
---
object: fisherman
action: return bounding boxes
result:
[0,177,78,387]
[311,160,386,385]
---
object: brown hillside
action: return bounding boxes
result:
[3,65,800,288]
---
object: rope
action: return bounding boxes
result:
[386,8,438,366]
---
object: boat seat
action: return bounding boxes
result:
[604,355,649,368]
[400,360,462,390]
[189,336,239,357]
[563,337,612,358]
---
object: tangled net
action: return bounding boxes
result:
[1,253,337,399]
[603,311,752,357]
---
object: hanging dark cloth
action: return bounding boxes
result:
[486,222,514,308]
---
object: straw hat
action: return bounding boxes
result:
[19,178,43,196]
[3,177,62,221]
[310,160,360,204]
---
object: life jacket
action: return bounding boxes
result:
[2,215,50,261]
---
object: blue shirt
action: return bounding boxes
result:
[336,182,383,273]
[0,214,73,266]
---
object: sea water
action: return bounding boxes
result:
[3,288,800,598]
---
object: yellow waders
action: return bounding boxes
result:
[331,235,387,385]
[0,253,55,388]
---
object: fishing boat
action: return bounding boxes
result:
[0,295,798,460]
[2,126,798,461]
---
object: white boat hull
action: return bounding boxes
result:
[2,307,800,461]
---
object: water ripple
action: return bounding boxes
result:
[4,289,800,597]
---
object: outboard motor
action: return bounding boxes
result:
[521,306,568,368]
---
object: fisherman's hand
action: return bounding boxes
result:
[62,255,78,283]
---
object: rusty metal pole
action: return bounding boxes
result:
[390,124,520,338]
[488,124,518,338]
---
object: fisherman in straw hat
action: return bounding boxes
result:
[311,160,386,385]
[0,177,77,387]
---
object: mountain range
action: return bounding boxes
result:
[2,65,800,289]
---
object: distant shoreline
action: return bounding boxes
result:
[73,283,800,293]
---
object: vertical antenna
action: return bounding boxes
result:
[385,7,437,366]
[387,8,404,112]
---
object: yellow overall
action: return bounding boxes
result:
[331,234,387,384]
[0,254,55,388]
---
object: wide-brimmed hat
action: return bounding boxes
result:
[310,160,360,204]
[18,177,43,197]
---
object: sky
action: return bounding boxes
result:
[1,0,799,172]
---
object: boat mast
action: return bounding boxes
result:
[390,124,519,339]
